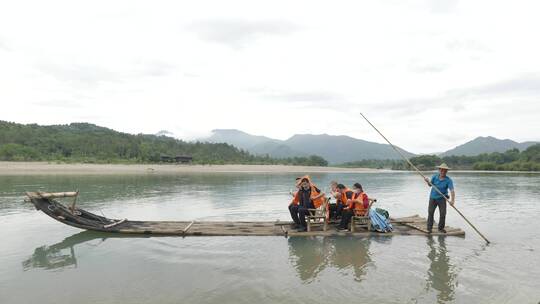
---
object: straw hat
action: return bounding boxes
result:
[436,163,451,170]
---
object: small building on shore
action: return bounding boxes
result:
[160,155,193,163]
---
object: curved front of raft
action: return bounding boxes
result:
[25,192,465,237]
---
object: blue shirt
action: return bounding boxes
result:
[430,174,454,200]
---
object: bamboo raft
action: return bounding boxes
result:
[25,191,465,237]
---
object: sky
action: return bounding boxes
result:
[1,0,539,153]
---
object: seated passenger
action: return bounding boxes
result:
[351,183,369,216]
[335,184,353,219]
[288,176,325,232]
[338,183,369,230]
[289,177,302,197]
[330,181,340,199]
[328,181,341,220]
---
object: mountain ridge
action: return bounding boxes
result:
[202,130,539,163]
[440,136,539,156]
[202,130,416,164]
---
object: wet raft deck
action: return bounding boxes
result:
[26,192,465,237]
[116,216,464,237]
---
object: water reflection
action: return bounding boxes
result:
[426,236,457,303]
[288,237,329,281]
[22,231,147,271]
[329,237,373,282]
[288,236,375,282]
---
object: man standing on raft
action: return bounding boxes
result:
[424,163,455,234]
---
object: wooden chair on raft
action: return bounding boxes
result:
[350,198,377,232]
[306,197,330,232]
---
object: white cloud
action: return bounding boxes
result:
[0,0,539,153]
[187,19,298,49]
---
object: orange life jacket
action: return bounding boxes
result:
[292,185,325,208]
[291,175,325,208]
[340,188,353,206]
[311,186,326,208]
[352,191,369,216]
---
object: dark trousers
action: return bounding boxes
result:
[339,209,353,229]
[289,204,311,228]
[336,202,346,218]
[328,203,337,219]
[427,198,447,231]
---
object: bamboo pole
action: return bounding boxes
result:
[360,113,490,244]
[29,191,79,199]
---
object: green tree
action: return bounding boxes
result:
[410,155,442,170]
[0,143,41,161]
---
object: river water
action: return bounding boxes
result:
[0,172,539,303]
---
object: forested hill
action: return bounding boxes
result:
[0,121,328,166]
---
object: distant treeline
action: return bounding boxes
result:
[0,121,328,166]
[339,145,540,171]
[338,159,403,169]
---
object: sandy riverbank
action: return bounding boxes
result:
[0,162,381,175]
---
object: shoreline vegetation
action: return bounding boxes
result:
[338,145,540,172]
[1,120,539,172]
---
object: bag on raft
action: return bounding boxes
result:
[369,208,393,233]
[375,208,389,219]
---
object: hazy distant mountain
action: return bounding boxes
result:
[201,130,415,163]
[284,134,415,163]
[440,136,539,156]
[204,129,305,158]
[250,141,307,158]
[204,129,277,151]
